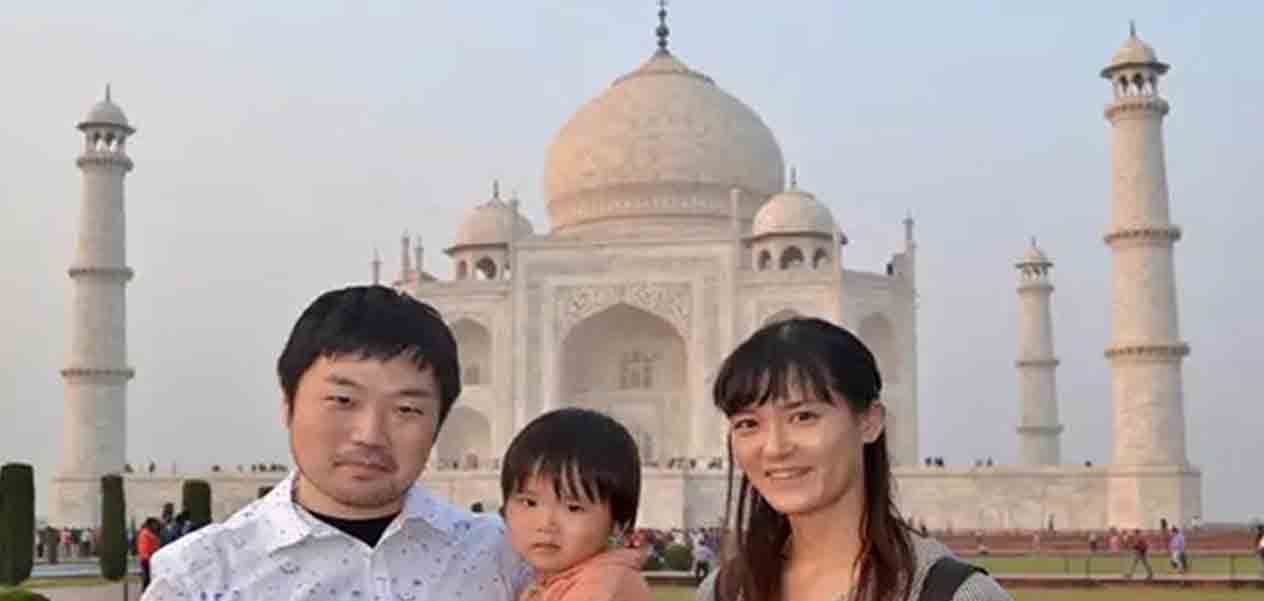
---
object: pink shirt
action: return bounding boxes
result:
[519,548,652,601]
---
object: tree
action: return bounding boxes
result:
[0,463,35,586]
[182,480,212,529]
[98,474,126,582]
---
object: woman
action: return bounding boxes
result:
[697,318,1010,601]
[137,517,162,591]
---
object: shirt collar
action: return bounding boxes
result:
[262,470,461,554]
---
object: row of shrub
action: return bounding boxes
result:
[0,462,215,590]
[641,543,695,571]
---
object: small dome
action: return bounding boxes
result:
[450,191,534,249]
[751,181,836,239]
[1018,238,1051,265]
[81,97,131,129]
[1102,29,1168,77]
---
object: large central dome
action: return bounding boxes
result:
[544,49,785,237]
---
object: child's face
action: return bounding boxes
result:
[504,472,615,578]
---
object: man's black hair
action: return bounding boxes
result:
[500,408,641,531]
[276,285,461,424]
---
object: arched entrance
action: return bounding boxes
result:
[434,406,491,469]
[451,319,492,388]
[559,303,687,465]
[858,314,899,383]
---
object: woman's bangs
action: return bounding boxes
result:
[714,329,837,415]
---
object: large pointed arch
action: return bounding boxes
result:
[858,313,899,383]
[559,303,687,463]
[433,406,491,469]
[450,318,492,387]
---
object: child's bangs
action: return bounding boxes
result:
[714,330,837,416]
[516,456,607,505]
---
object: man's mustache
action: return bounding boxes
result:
[333,448,398,471]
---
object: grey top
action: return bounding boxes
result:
[695,534,1011,601]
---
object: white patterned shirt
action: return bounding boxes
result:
[142,472,528,601]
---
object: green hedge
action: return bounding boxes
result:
[0,590,52,601]
[0,464,35,586]
[641,553,664,571]
[98,475,126,581]
[662,543,694,571]
[182,480,212,528]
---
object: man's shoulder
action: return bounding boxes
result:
[150,498,276,577]
[408,487,509,544]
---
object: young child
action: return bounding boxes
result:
[501,407,652,601]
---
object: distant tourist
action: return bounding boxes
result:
[501,408,652,601]
[695,318,1010,601]
[137,518,162,591]
[1167,527,1187,574]
[1125,529,1153,580]
[693,540,716,584]
[1254,524,1264,575]
[142,286,528,600]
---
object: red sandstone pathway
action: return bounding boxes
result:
[29,582,142,601]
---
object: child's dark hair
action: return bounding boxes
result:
[500,408,642,530]
[276,285,461,424]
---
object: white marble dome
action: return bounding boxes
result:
[1103,31,1167,76]
[1110,35,1158,66]
[451,194,534,249]
[752,182,836,238]
[81,98,130,129]
[544,49,785,234]
[1019,239,1051,265]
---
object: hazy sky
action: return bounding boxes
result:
[1,2,1260,521]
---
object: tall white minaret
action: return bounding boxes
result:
[371,247,382,284]
[399,231,412,283]
[53,87,136,527]
[1101,25,1199,528]
[1014,238,1062,466]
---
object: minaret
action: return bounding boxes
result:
[399,231,412,283]
[1014,238,1062,466]
[53,87,136,527]
[371,248,382,285]
[414,237,425,277]
[1101,25,1199,528]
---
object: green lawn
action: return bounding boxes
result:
[968,553,1258,576]
[653,585,1264,601]
[1,575,140,590]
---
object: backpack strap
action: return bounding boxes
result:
[916,556,986,601]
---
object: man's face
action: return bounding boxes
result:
[285,353,441,518]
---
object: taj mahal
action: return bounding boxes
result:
[50,13,1202,533]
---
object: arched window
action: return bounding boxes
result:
[463,364,482,386]
[619,350,656,389]
[757,249,772,271]
[780,246,806,270]
[474,257,497,280]
[812,248,830,269]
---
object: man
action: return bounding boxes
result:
[1125,528,1153,580]
[1167,526,1187,574]
[143,286,528,600]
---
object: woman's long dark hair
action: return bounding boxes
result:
[712,318,915,601]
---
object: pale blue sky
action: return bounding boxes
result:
[1,2,1260,521]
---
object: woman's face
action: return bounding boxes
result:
[728,380,884,518]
